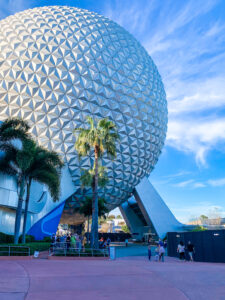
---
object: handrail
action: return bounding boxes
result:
[49,242,109,257]
[0,245,30,256]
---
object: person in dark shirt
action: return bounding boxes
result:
[187,241,194,261]
[148,244,152,261]
[66,234,71,251]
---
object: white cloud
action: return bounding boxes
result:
[192,182,206,188]
[171,180,206,189]
[167,117,225,166]
[103,0,158,35]
[168,77,225,115]
[162,170,192,179]
[164,176,225,190]
[172,179,194,188]
[208,178,225,187]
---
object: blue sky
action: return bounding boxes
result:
[1,0,225,222]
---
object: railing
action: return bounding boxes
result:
[49,242,109,257]
[0,245,30,256]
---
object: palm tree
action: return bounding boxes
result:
[22,144,64,243]
[79,197,108,244]
[74,117,119,248]
[0,138,34,244]
[0,118,64,244]
[0,118,31,244]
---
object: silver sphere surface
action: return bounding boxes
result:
[0,6,167,209]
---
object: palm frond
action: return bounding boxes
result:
[80,168,94,188]
[33,170,60,202]
[0,118,30,142]
[0,157,18,176]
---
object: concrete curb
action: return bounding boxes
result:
[48,256,109,260]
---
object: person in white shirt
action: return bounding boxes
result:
[159,245,165,262]
[177,241,185,260]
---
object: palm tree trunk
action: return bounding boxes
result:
[87,216,90,244]
[22,178,32,244]
[14,175,26,244]
[91,146,99,249]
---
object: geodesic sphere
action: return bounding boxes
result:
[0,6,167,209]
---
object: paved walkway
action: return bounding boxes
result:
[1,256,225,300]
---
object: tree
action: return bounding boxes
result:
[0,118,64,244]
[0,118,31,244]
[79,197,108,243]
[121,225,130,233]
[116,215,122,219]
[74,117,119,248]
[200,215,208,220]
[21,142,64,243]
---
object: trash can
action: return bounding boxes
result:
[109,246,116,260]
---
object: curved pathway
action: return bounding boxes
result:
[1,256,225,299]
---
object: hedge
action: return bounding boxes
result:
[0,242,51,256]
[0,232,51,244]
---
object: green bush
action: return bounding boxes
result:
[0,242,51,256]
[191,226,207,232]
[24,242,50,254]
[19,235,35,243]
[0,245,30,256]
[0,232,14,244]
[43,236,51,242]
[0,232,53,244]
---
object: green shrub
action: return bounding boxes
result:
[0,232,52,244]
[191,225,207,232]
[0,232,14,244]
[19,235,35,243]
[0,242,51,255]
[43,236,51,242]
[21,242,50,255]
[0,245,30,256]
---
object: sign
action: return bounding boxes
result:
[34,251,39,258]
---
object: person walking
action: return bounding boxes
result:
[187,241,194,261]
[177,241,185,260]
[164,240,167,250]
[82,235,86,251]
[78,235,82,251]
[106,237,111,247]
[158,239,164,247]
[159,244,165,262]
[148,244,152,261]
[66,234,71,251]
[71,234,76,249]
[155,245,159,261]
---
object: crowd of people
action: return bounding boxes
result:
[99,236,111,249]
[147,239,195,262]
[148,239,167,262]
[51,233,86,251]
[50,233,112,252]
[177,241,195,261]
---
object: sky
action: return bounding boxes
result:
[0,0,225,222]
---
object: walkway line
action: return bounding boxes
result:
[16,261,31,300]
